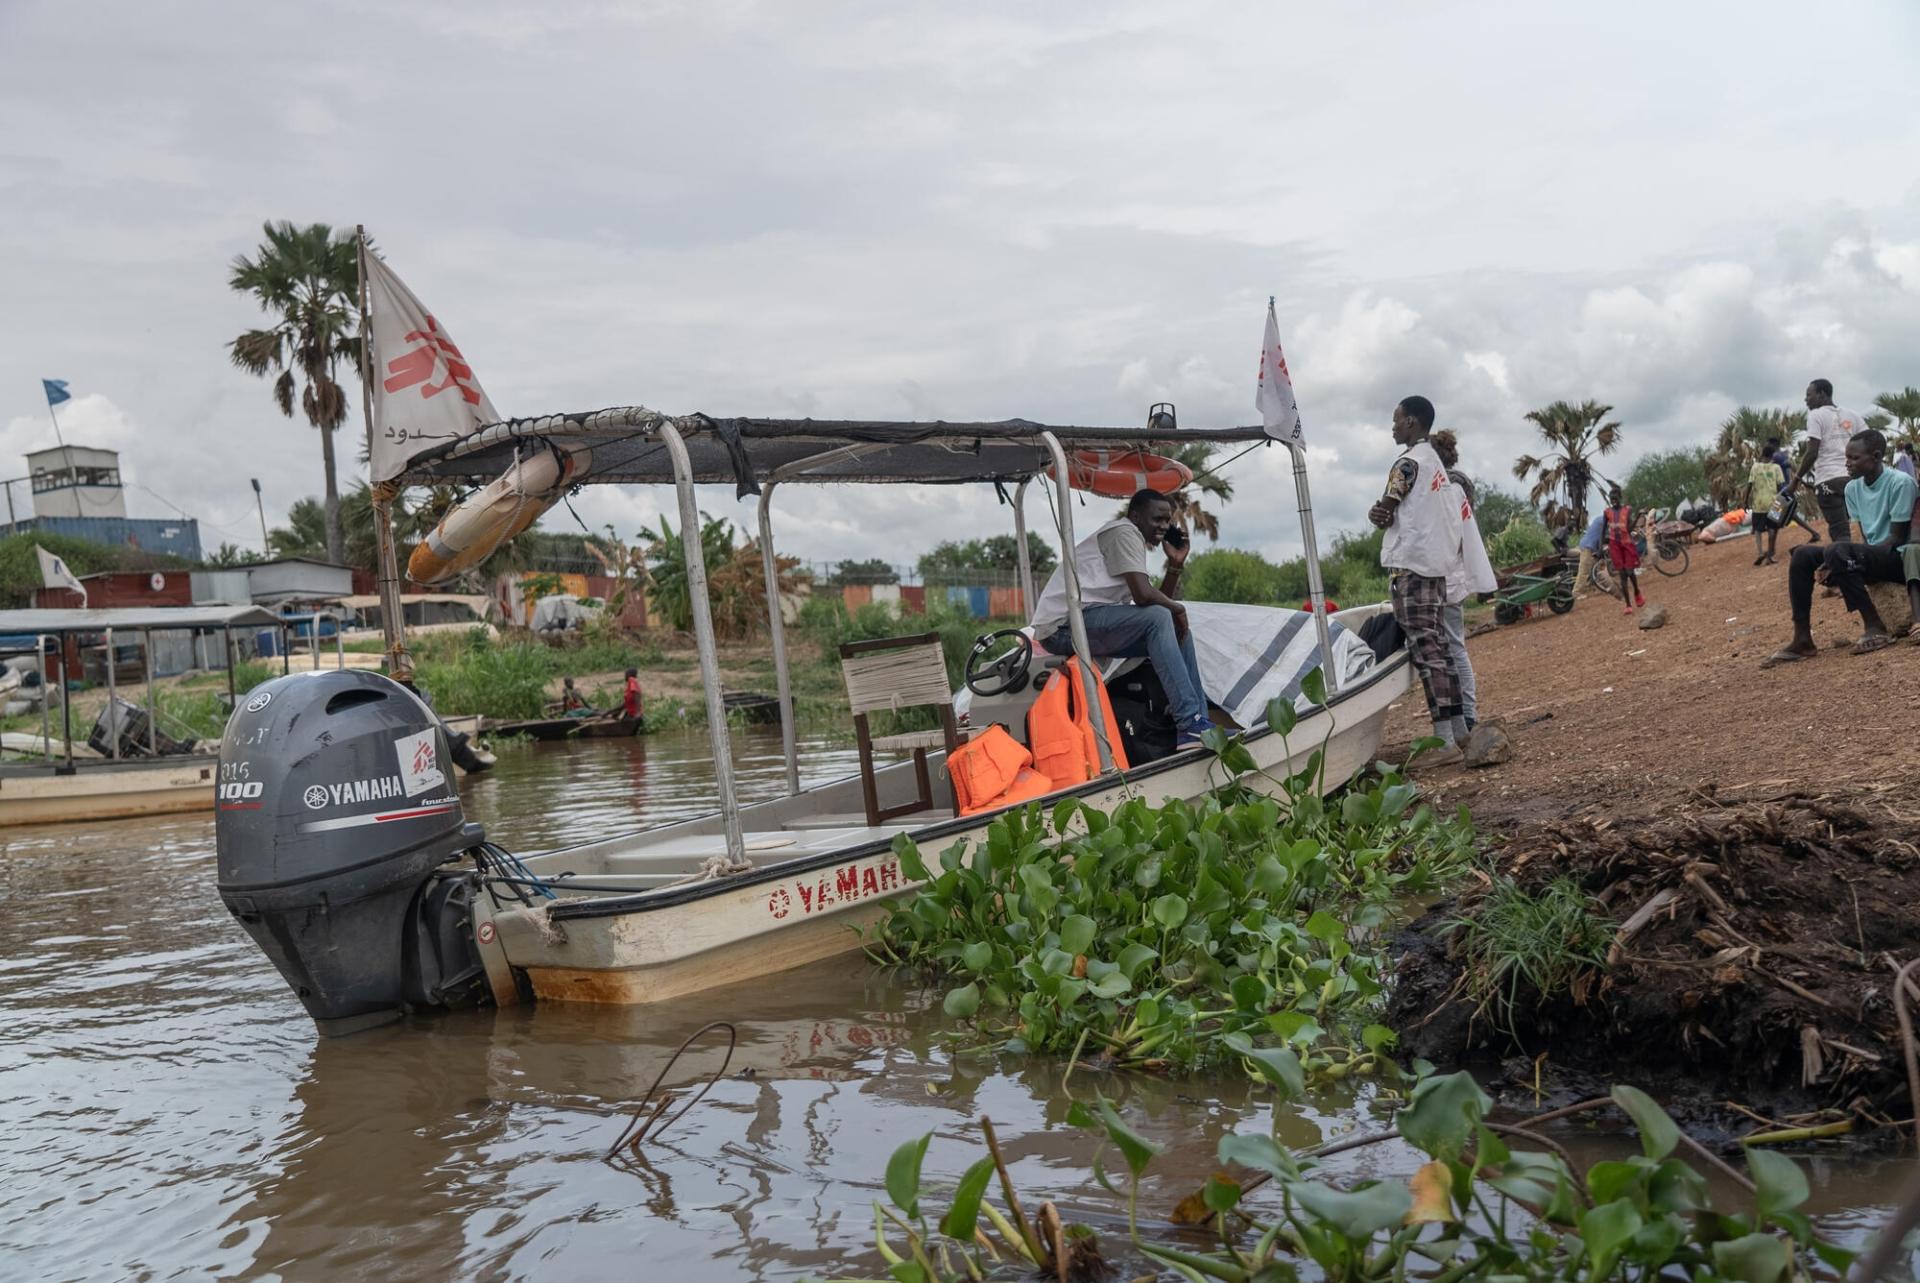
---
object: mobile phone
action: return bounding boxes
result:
[1163,527,1188,550]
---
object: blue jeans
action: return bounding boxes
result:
[1040,603,1208,729]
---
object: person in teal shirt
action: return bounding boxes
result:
[1765,429,1916,665]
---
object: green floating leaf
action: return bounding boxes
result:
[1361,1024,1397,1054]
[1300,665,1327,707]
[1116,942,1158,979]
[1303,910,1345,945]
[1088,970,1131,999]
[1396,1071,1491,1160]
[1059,913,1096,957]
[1096,1099,1162,1178]
[1217,1133,1299,1182]
[887,1260,928,1283]
[892,833,930,883]
[960,941,992,972]
[1222,1031,1305,1099]
[1746,1147,1810,1218]
[1710,1232,1790,1283]
[1610,1084,1680,1160]
[942,982,981,1018]
[1050,796,1081,834]
[1577,1199,1643,1277]
[1203,1175,1242,1215]
[886,1133,932,1218]
[1151,893,1189,930]
[1289,1178,1410,1241]
[1265,695,1298,737]
[939,1155,998,1242]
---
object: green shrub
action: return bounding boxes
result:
[1485,514,1553,569]
[1184,548,1287,604]
[1443,876,1611,1032]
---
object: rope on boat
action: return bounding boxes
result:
[605,1021,739,1161]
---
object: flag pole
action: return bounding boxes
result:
[354,225,413,684]
[48,401,66,452]
[1264,296,1339,696]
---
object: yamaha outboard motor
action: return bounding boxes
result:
[216,670,490,1036]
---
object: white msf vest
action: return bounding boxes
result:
[1382,440,1466,581]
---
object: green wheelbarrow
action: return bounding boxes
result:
[1490,540,1577,626]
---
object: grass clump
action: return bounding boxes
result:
[1443,875,1610,1031]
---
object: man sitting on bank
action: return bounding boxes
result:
[1765,428,1917,666]
[1028,488,1213,751]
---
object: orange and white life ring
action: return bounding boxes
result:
[407,446,592,585]
[1047,449,1191,499]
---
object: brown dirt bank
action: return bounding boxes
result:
[1377,537,1920,1138]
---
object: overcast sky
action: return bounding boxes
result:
[3,0,1918,572]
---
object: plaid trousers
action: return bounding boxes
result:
[1391,571,1464,726]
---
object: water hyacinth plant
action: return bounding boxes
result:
[868,678,1477,1085]
[839,1076,1849,1283]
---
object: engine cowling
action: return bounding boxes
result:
[215,669,487,1036]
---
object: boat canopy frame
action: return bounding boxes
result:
[379,409,1342,866]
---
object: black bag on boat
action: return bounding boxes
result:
[1358,611,1404,660]
[1106,665,1178,764]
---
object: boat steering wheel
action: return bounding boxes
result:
[964,629,1034,697]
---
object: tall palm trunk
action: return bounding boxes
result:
[319,423,343,563]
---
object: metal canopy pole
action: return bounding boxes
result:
[224,626,236,709]
[660,422,746,864]
[1012,477,1035,614]
[1288,441,1341,696]
[750,443,892,798]
[37,635,50,764]
[60,642,73,772]
[142,628,157,756]
[756,481,801,796]
[355,224,413,685]
[1037,431,1117,774]
[104,626,119,759]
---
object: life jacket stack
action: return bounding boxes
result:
[946,660,1128,816]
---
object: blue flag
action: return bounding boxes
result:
[42,379,70,407]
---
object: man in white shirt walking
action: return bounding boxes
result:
[1028,489,1212,750]
[1788,379,1870,542]
[1370,395,1469,767]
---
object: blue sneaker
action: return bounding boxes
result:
[1174,719,1214,752]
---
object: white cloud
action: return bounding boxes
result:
[0,0,1915,576]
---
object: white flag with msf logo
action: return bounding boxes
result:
[36,546,87,604]
[1256,299,1303,444]
[364,244,501,484]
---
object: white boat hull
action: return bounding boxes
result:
[0,757,217,827]
[484,639,1411,1006]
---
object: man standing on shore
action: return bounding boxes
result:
[1370,396,1468,767]
[1765,429,1917,665]
[1788,380,1868,542]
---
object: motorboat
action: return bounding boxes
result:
[216,408,1408,1035]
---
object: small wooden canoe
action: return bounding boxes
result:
[489,713,642,741]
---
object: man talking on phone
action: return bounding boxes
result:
[1029,488,1214,750]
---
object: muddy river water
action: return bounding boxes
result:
[3,729,1907,1280]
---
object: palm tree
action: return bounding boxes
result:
[1703,407,1804,508]
[227,222,361,564]
[1512,400,1621,531]
[1875,387,1920,447]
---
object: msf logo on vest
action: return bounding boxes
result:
[304,777,406,810]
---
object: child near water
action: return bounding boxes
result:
[1604,485,1644,614]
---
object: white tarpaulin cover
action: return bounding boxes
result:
[1185,602,1377,728]
[365,246,501,484]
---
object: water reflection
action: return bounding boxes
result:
[0,728,1900,1280]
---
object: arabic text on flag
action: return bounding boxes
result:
[364,249,500,484]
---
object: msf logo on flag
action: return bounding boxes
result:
[382,315,485,406]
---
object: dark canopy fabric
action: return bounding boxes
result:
[394,408,1274,489]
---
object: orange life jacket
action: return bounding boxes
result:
[1026,660,1129,787]
[947,725,1055,816]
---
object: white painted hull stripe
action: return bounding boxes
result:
[297,803,457,833]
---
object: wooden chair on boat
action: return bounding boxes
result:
[839,633,964,828]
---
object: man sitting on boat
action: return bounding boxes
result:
[1027,488,1213,751]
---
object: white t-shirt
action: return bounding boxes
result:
[1805,405,1868,485]
[1380,441,1466,581]
[1029,517,1150,637]
[1447,496,1500,605]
